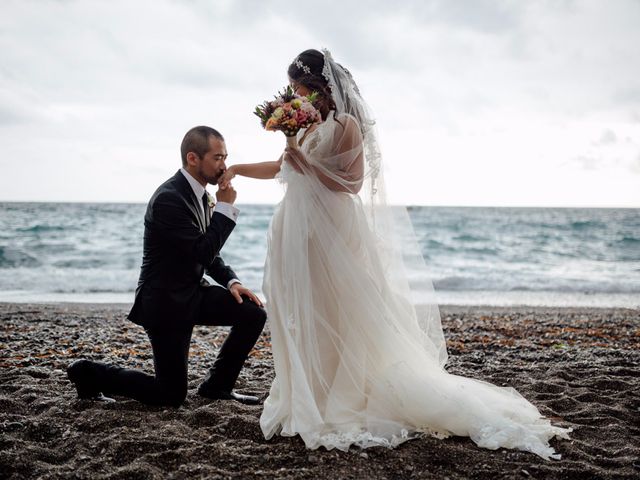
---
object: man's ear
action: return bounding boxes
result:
[186,152,198,167]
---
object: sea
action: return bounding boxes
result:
[1,202,638,308]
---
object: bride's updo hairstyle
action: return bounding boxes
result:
[289,49,369,135]
[288,49,336,121]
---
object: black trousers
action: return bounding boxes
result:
[93,286,266,407]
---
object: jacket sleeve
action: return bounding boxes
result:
[206,254,239,288]
[150,191,236,267]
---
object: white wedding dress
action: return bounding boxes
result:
[259,50,572,460]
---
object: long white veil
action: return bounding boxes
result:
[319,48,448,366]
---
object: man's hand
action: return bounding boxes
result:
[229,283,264,307]
[216,183,237,204]
[218,167,236,190]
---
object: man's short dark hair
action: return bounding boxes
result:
[181,126,224,167]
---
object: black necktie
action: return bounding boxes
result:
[201,192,209,227]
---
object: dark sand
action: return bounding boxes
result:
[1,302,638,479]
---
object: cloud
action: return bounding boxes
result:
[594,129,618,146]
[573,154,602,170]
[412,0,526,34]
[632,154,640,174]
[0,92,38,125]
[0,0,639,206]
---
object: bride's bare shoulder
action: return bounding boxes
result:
[332,112,360,133]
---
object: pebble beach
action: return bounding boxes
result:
[1,302,638,479]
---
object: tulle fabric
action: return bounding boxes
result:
[259,111,572,460]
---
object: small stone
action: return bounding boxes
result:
[522,469,531,477]
[359,452,368,459]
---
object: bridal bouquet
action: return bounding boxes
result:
[254,86,321,146]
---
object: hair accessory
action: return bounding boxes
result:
[320,48,332,83]
[294,58,312,75]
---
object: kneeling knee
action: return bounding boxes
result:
[241,300,267,326]
[255,307,267,324]
[251,307,267,329]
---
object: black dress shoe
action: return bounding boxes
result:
[197,385,261,405]
[67,359,115,402]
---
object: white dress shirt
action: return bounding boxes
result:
[179,168,241,289]
[180,168,239,222]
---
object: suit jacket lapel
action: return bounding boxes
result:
[172,171,206,232]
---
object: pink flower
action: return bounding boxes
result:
[295,110,308,123]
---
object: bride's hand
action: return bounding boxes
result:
[218,166,236,190]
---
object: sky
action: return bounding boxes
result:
[1,0,639,207]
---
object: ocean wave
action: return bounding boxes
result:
[0,267,139,294]
[0,247,40,268]
[52,286,135,294]
[431,275,640,294]
[569,220,606,230]
[2,203,639,301]
[464,247,500,256]
[620,236,640,244]
[52,258,112,269]
[452,234,491,242]
[433,276,475,290]
[420,239,455,253]
[16,224,75,233]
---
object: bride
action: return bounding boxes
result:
[219,48,572,459]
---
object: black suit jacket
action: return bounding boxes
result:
[128,170,238,329]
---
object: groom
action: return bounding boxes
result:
[67,126,266,406]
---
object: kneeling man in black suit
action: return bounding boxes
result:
[68,126,266,406]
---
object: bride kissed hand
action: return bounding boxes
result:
[219,116,364,194]
[215,144,348,192]
[218,167,236,190]
[218,159,283,190]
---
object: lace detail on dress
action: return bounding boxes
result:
[471,422,573,460]
[306,428,414,451]
[303,129,322,156]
